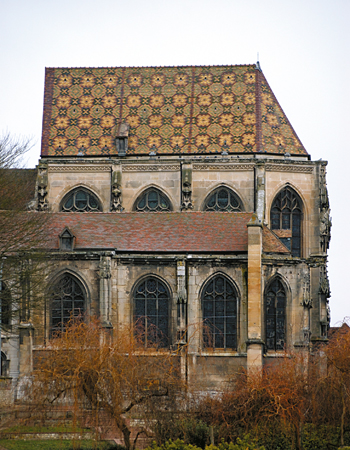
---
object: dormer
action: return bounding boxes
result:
[116,122,129,156]
[59,227,75,251]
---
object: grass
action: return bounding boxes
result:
[1,424,88,434]
[0,439,117,450]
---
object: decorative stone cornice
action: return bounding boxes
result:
[192,163,254,171]
[122,164,180,172]
[48,165,111,172]
[265,164,313,173]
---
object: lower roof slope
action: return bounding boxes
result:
[47,212,289,254]
[41,64,307,158]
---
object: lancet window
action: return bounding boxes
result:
[270,186,302,257]
[265,278,286,351]
[50,274,85,335]
[61,188,102,212]
[202,275,238,350]
[134,277,170,347]
[204,187,243,212]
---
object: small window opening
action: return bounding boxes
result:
[59,228,75,251]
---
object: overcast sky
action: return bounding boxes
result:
[1,0,349,325]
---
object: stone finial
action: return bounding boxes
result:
[181,163,193,211]
[36,164,48,211]
[111,167,123,212]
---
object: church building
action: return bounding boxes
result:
[1,63,331,393]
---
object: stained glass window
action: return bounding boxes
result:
[134,277,169,347]
[204,188,243,212]
[135,189,171,212]
[265,279,286,351]
[202,275,238,349]
[61,189,101,212]
[270,187,302,257]
[50,274,85,334]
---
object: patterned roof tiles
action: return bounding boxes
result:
[46,212,289,254]
[41,65,307,157]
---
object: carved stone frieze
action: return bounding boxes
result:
[48,166,111,172]
[192,163,254,171]
[122,164,180,172]
[265,164,314,173]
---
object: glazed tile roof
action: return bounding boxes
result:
[41,64,307,157]
[46,212,289,254]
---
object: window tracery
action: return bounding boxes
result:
[265,278,286,351]
[134,189,171,212]
[61,188,101,212]
[204,187,243,212]
[270,186,302,257]
[202,275,238,349]
[133,277,169,347]
[50,274,85,334]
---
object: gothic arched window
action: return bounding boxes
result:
[50,274,85,335]
[61,188,102,212]
[0,284,11,327]
[134,188,172,212]
[202,275,238,350]
[204,187,243,212]
[265,278,286,351]
[1,352,9,377]
[134,277,170,347]
[270,186,302,257]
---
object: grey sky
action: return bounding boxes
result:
[1,0,349,325]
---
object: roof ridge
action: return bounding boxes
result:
[46,63,257,70]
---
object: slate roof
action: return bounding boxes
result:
[46,212,289,254]
[41,64,307,158]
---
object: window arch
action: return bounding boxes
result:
[133,277,170,347]
[50,274,86,335]
[265,278,286,351]
[134,188,172,212]
[202,275,238,350]
[1,352,9,377]
[61,188,102,212]
[204,187,243,212]
[270,186,303,257]
[0,283,11,327]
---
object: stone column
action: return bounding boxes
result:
[247,214,263,370]
[98,255,112,327]
[255,162,266,222]
[176,259,187,381]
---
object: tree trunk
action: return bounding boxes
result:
[116,415,132,450]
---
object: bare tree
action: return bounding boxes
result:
[30,318,184,450]
[0,131,33,169]
[0,132,48,375]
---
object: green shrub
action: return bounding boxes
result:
[145,436,264,450]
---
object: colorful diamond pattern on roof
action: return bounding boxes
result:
[41,65,307,157]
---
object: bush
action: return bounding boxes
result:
[145,436,264,450]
